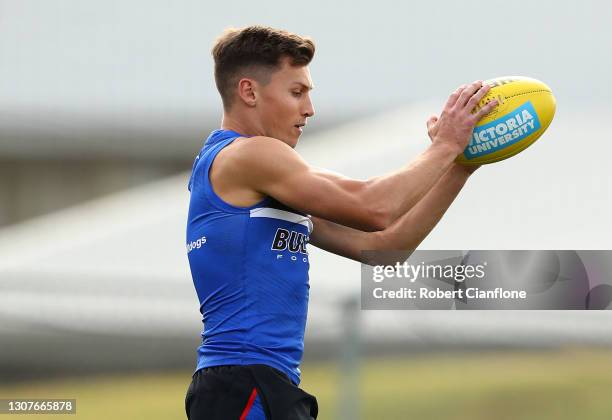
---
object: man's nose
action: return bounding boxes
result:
[303,97,315,118]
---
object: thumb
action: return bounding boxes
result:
[426,115,438,132]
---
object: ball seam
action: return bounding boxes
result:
[502,89,552,100]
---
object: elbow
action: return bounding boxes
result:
[361,234,415,266]
[359,179,393,231]
[364,205,392,232]
[360,228,417,266]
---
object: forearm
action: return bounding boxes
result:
[362,142,459,226]
[369,163,472,253]
[310,164,474,265]
[359,81,497,227]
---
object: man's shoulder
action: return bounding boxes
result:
[232,135,292,152]
[220,136,296,169]
[210,136,298,196]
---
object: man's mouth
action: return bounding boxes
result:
[294,123,305,132]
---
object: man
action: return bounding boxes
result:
[185,25,497,419]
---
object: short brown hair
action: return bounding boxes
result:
[212,25,315,110]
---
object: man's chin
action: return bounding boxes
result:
[283,131,300,148]
[270,132,298,148]
[292,133,302,147]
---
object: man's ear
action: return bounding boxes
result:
[237,78,257,107]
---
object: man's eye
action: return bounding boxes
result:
[292,91,302,97]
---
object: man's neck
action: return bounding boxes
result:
[221,113,263,137]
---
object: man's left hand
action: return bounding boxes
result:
[426,115,481,175]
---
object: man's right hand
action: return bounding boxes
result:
[430,81,498,155]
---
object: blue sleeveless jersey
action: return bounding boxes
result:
[186,129,312,385]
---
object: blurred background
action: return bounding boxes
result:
[1,0,611,419]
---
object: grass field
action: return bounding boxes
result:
[1,348,612,419]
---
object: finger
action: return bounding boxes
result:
[456,80,483,108]
[445,84,466,109]
[474,99,499,121]
[426,115,438,131]
[466,83,491,113]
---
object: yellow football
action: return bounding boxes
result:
[456,76,556,165]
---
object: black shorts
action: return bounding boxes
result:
[185,364,318,419]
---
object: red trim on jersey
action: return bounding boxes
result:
[239,387,258,420]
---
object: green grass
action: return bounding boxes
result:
[2,348,612,419]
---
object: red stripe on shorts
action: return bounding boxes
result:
[239,387,258,420]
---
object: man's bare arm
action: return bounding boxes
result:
[231,82,496,231]
[309,163,474,264]
[352,81,495,224]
